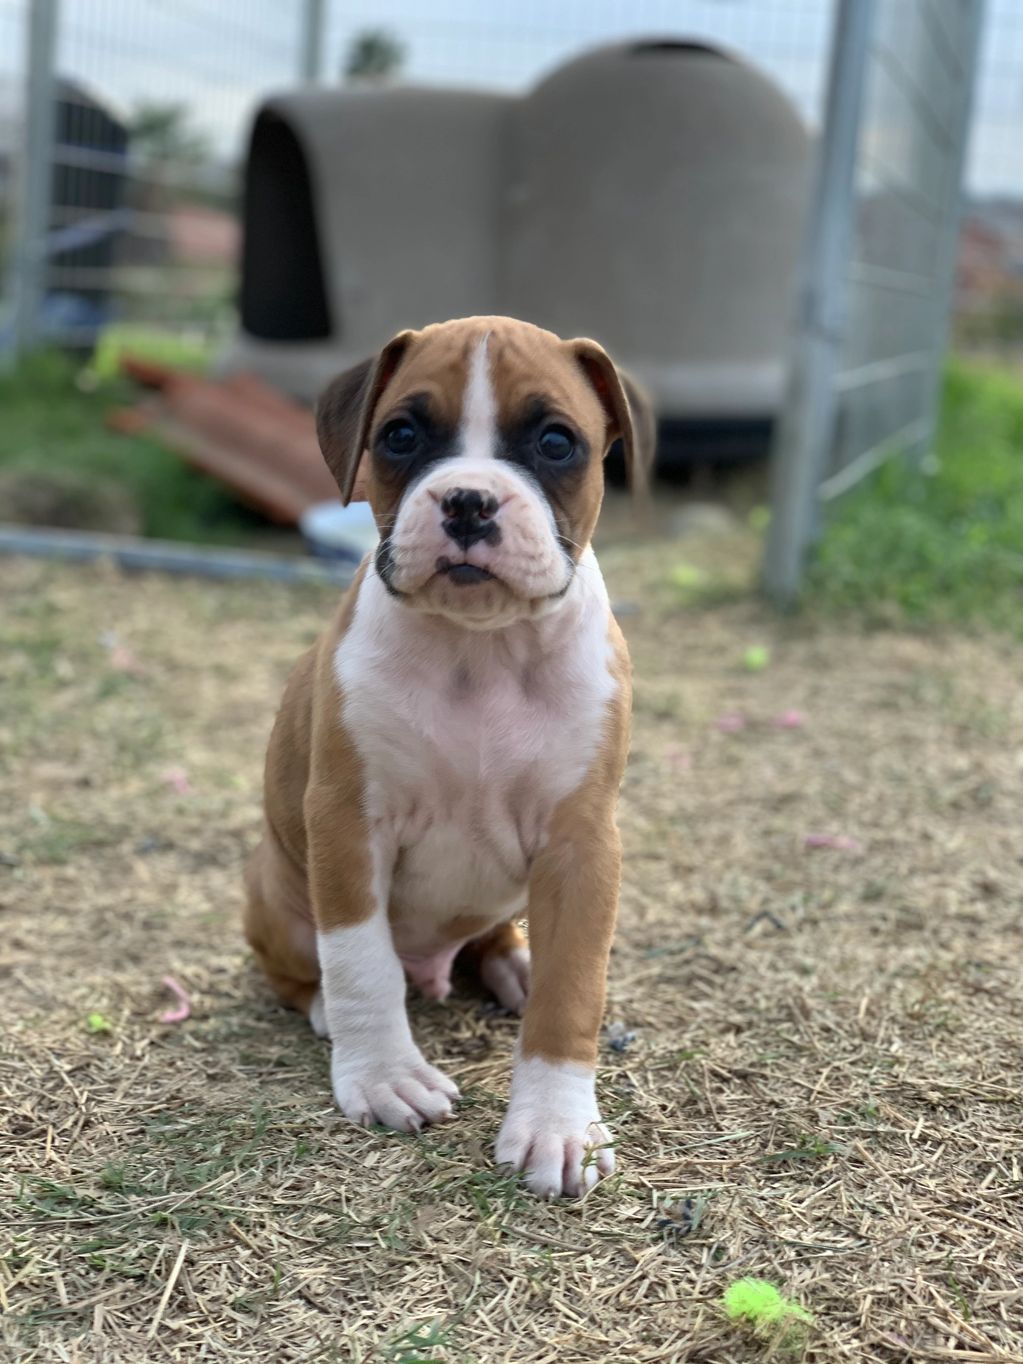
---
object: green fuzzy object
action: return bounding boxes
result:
[668,562,706,591]
[723,1279,813,1335]
[91,325,212,381]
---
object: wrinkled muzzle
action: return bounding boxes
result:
[376,456,573,628]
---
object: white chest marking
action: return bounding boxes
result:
[333,554,617,950]
[459,332,497,462]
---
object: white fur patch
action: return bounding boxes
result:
[495,1053,614,1199]
[331,545,619,1181]
[384,445,571,626]
[459,332,496,461]
[317,916,459,1131]
[334,554,616,961]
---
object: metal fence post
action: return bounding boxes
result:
[761,0,875,605]
[6,0,59,362]
[300,0,326,83]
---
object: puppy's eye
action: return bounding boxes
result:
[382,419,418,456]
[537,425,576,462]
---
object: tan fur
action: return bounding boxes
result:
[460,918,529,970]
[242,820,318,1012]
[520,617,631,1065]
[243,563,375,998]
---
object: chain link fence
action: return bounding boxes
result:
[0,0,841,362]
[0,0,1004,596]
[764,0,985,599]
[0,0,307,354]
[956,0,1023,351]
[0,0,24,292]
[4,1,1015,359]
[324,0,834,118]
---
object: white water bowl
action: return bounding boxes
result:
[300,500,379,564]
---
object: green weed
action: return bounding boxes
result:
[0,351,260,544]
[809,360,1023,634]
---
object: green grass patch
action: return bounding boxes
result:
[760,1134,849,1165]
[18,812,127,866]
[808,359,1023,633]
[0,351,261,543]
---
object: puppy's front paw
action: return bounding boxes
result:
[496,1055,614,1199]
[332,1051,459,1133]
[496,1115,614,1198]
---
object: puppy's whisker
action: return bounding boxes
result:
[558,534,587,554]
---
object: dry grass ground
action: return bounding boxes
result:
[1,522,1022,1363]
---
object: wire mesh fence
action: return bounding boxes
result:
[325,0,834,121]
[0,0,1006,600]
[764,0,985,600]
[821,0,982,498]
[0,0,306,353]
[0,0,25,286]
[3,0,1017,361]
[956,0,1023,351]
[2,0,843,360]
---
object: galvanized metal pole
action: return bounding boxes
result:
[762,0,875,605]
[6,0,59,361]
[300,0,326,83]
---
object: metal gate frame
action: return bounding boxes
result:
[763,0,985,604]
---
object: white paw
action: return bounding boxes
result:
[496,1055,614,1199]
[481,946,530,1014]
[331,1049,459,1133]
[496,1115,614,1198]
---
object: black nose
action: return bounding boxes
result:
[441,487,500,551]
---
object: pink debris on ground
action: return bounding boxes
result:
[774,709,806,729]
[100,630,146,677]
[159,975,191,1023]
[665,746,692,772]
[805,833,863,853]
[110,645,146,676]
[715,712,747,733]
[161,766,191,796]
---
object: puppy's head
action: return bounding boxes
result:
[316,316,651,629]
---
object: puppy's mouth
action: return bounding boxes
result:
[436,556,496,587]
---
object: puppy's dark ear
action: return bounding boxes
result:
[619,368,657,492]
[315,330,415,504]
[567,338,656,494]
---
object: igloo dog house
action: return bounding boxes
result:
[222,41,810,442]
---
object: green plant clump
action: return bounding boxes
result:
[0,351,256,544]
[808,360,1023,634]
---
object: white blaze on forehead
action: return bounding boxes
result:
[459,332,497,460]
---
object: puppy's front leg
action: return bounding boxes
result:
[496,803,621,1199]
[305,783,459,1132]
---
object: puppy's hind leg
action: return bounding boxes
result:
[243,823,322,1030]
[463,920,530,1014]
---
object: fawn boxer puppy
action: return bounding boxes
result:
[244,316,649,1198]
